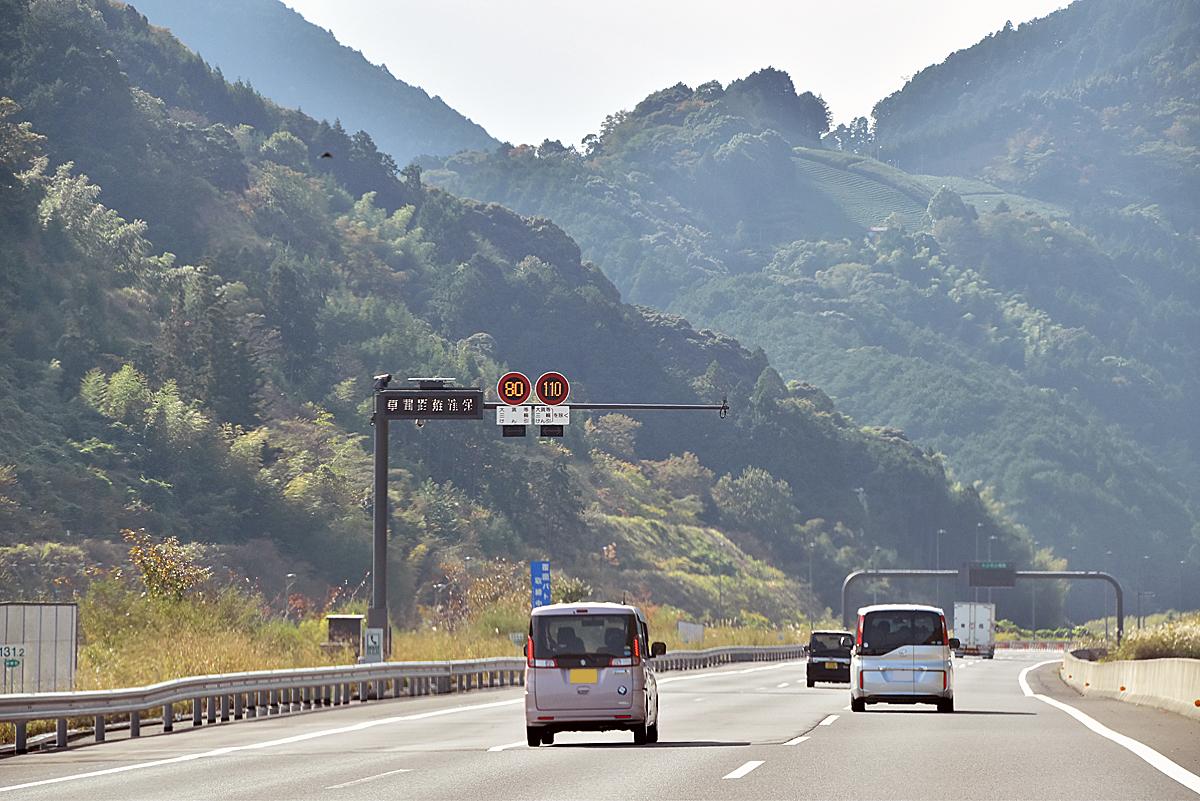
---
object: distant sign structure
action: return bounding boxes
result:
[968,561,1016,588]
[378,388,483,420]
[535,372,570,406]
[531,561,552,608]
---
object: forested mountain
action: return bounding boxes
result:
[873,0,1199,226]
[0,0,1051,625]
[126,0,497,166]
[424,11,1200,617]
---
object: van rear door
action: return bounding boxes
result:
[911,611,949,696]
[858,610,915,695]
[530,613,639,712]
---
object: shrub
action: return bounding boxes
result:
[1108,613,1200,660]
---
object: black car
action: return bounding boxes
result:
[806,629,854,687]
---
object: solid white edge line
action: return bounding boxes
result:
[325,767,413,789]
[0,697,524,794]
[1018,659,1200,796]
[487,740,527,752]
[723,760,766,779]
[776,682,790,688]
[818,714,838,726]
[783,735,809,746]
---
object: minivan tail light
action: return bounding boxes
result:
[940,615,949,647]
[633,637,641,661]
[526,635,535,667]
[943,670,947,691]
[856,615,864,646]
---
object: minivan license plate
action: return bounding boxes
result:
[569,668,598,684]
[824,662,838,669]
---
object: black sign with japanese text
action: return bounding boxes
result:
[377,389,484,420]
[968,561,1016,588]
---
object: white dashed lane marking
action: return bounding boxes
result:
[723,761,765,780]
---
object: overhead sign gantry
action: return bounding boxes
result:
[367,372,729,659]
[839,565,1125,644]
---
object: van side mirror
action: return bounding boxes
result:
[949,637,960,650]
[650,641,666,658]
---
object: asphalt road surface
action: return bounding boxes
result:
[1,651,1197,800]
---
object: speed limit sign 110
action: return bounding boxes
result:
[535,372,570,406]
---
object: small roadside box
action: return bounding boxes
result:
[324,614,364,658]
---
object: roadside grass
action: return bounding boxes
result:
[1103,612,1200,660]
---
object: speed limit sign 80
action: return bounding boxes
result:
[497,372,532,405]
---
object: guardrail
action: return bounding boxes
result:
[0,645,804,755]
[995,640,1085,651]
[653,644,805,671]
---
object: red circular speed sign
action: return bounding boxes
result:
[535,371,570,406]
[497,372,532,405]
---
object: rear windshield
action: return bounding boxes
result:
[532,614,635,658]
[809,633,851,654]
[859,611,944,655]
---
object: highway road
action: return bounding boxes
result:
[1,651,1197,800]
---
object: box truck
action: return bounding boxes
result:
[953,601,995,658]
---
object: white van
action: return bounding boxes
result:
[849,604,959,713]
[524,602,666,746]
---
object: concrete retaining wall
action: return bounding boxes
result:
[1060,652,1200,721]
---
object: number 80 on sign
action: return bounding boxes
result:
[496,372,532,405]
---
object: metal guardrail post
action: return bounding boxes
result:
[221,693,230,721]
[193,698,202,726]
[207,696,216,724]
[95,715,105,742]
[130,710,140,737]
[14,721,26,754]
[163,704,173,732]
[56,718,67,748]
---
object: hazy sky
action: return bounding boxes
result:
[282,0,1068,147]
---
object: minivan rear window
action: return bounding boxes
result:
[859,611,944,655]
[532,614,635,658]
[809,633,850,655]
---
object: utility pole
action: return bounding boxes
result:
[807,540,815,591]
[935,529,945,611]
[974,523,982,603]
[988,534,998,604]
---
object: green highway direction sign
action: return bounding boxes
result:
[968,561,1016,588]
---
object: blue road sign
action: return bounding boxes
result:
[531,561,552,608]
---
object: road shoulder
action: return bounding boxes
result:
[1028,662,1200,774]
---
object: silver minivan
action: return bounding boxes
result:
[849,603,959,713]
[525,602,666,746]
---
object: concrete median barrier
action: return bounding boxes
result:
[1061,651,1200,721]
